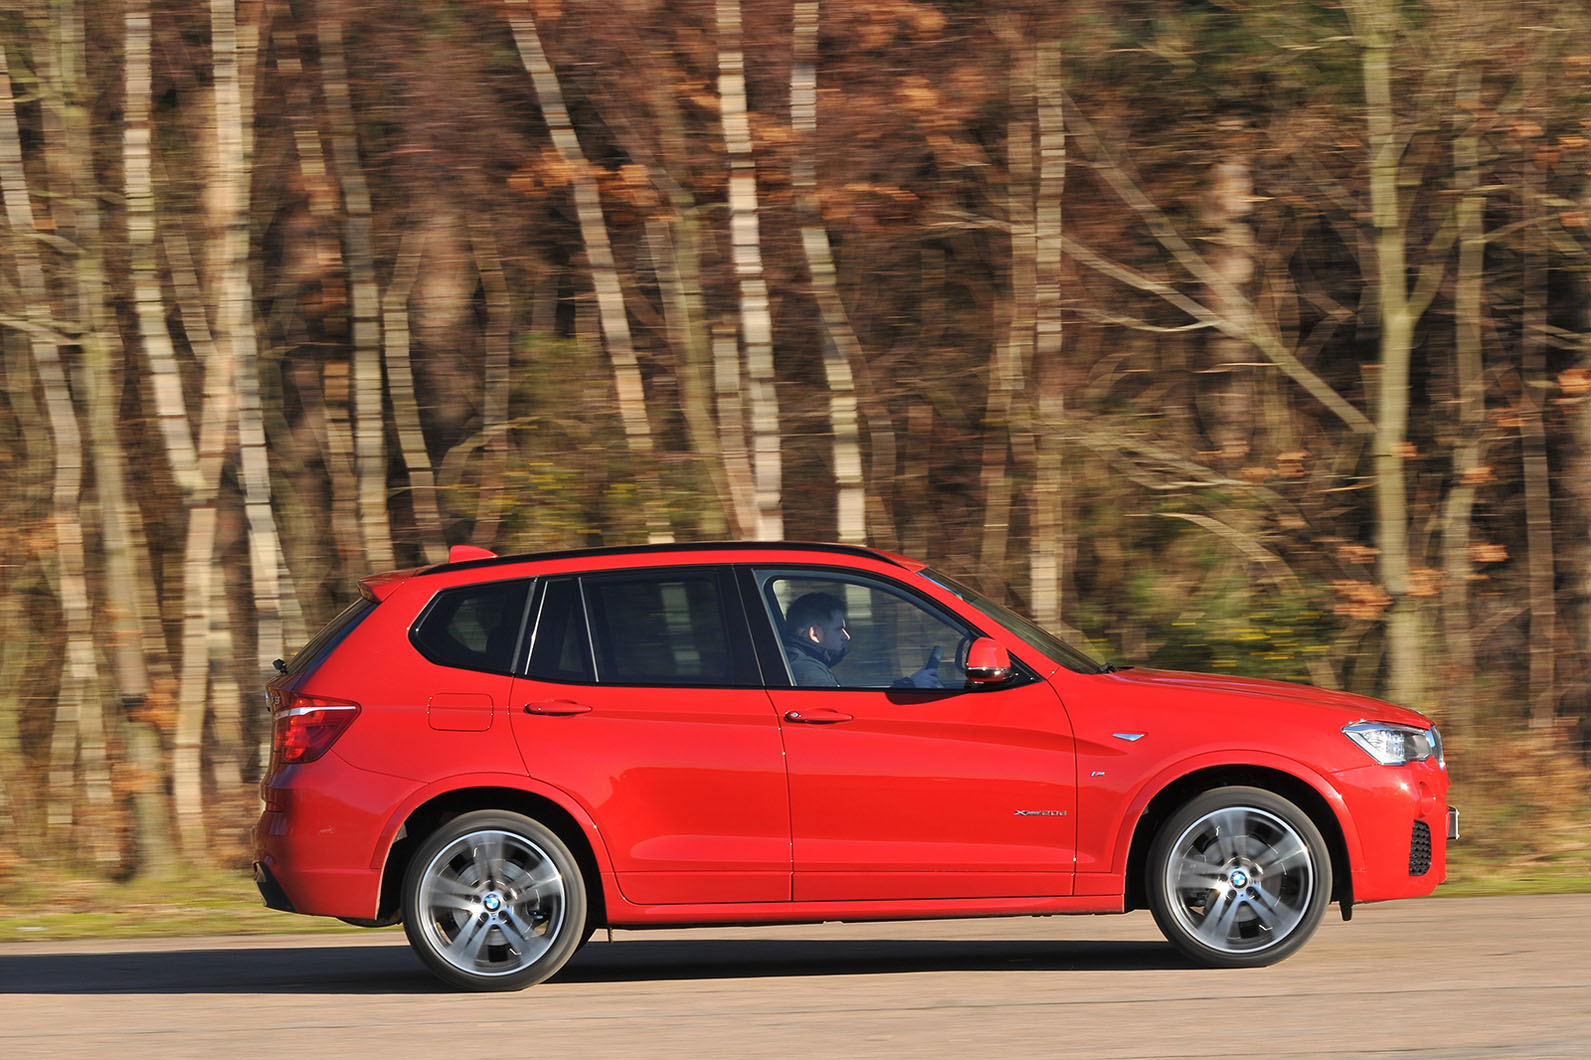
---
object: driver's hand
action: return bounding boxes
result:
[902,665,942,689]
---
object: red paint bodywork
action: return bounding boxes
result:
[254,543,1450,930]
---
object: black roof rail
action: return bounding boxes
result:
[415,540,905,576]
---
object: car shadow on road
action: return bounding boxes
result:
[559,937,1188,983]
[0,936,1189,995]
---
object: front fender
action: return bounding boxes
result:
[1104,750,1365,880]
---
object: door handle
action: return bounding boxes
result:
[784,708,853,724]
[522,700,593,716]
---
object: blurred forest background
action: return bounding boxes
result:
[1,0,1590,895]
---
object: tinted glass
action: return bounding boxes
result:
[756,569,971,689]
[527,578,595,683]
[582,571,738,686]
[412,580,531,675]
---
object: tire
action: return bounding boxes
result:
[402,810,587,991]
[1147,786,1331,968]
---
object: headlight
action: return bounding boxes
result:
[1343,721,1442,767]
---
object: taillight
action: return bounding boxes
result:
[273,694,361,764]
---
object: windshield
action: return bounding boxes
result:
[917,569,1107,674]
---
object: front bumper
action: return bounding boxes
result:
[1331,758,1452,903]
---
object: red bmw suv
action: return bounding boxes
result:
[254,541,1456,990]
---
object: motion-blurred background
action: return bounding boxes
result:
[0,0,1587,903]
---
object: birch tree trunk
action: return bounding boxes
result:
[1199,152,1258,459]
[505,0,673,543]
[127,3,200,499]
[716,0,781,540]
[321,358,362,563]
[1438,64,1488,731]
[644,71,756,536]
[123,9,189,872]
[382,226,448,562]
[792,0,865,545]
[170,195,237,856]
[199,0,284,848]
[981,31,1036,584]
[712,320,760,537]
[59,0,145,869]
[1353,0,1423,708]
[0,38,107,864]
[319,7,393,570]
[1029,31,1067,632]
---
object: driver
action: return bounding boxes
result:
[783,591,941,689]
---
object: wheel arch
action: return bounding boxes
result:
[1121,764,1354,913]
[374,783,611,929]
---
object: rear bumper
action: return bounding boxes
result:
[253,860,296,913]
[253,753,410,921]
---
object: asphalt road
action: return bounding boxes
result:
[1,894,1586,1059]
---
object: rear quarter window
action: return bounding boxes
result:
[411,580,533,675]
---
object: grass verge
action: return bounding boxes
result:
[0,867,370,943]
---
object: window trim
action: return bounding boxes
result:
[524,576,595,684]
[524,565,764,689]
[743,563,1038,691]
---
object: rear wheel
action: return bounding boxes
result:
[402,810,587,991]
[1147,786,1331,968]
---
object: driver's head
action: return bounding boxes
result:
[786,591,850,662]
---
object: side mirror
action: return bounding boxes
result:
[964,637,1012,687]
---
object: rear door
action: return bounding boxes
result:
[508,566,791,906]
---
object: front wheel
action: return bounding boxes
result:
[1147,786,1331,968]
[402,810,587,991]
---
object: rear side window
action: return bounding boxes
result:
[579,569,752,686]
[412,580,532,675]
[286,597,375,676]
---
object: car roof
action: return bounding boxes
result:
[413,540,922,579]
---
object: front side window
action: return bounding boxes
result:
[754,568,973,689]
[411,580,532,675]
[580,569,749,686]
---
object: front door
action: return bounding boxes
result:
[752,567,1077,902]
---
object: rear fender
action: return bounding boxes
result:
[373,771,616,877]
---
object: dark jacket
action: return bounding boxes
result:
[784,636,839,686]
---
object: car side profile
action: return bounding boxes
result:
[253,541,1456,990]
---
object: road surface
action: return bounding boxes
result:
[1,894,1586,1058]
